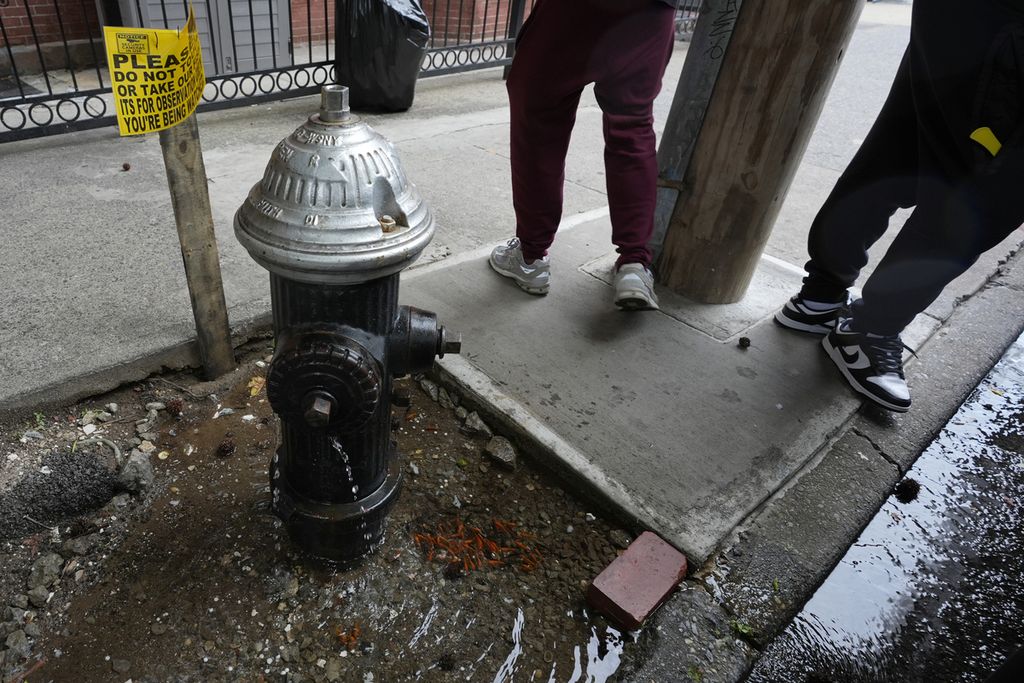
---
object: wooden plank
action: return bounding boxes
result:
[656,0,863,303]
[651,0,744,255]
[158,114,236,379]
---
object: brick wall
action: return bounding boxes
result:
[0,0,532,52]
[290,0,334,45]
[422,0,533,46]
[287,0,532,49]
[0,0,101,48]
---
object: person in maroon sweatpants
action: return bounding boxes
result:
[488,0,678,310]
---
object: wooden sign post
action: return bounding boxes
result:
[157,113,236,379]
[105,6,235,378]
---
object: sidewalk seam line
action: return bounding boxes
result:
[404,207,611,282]
[851,426,901,471]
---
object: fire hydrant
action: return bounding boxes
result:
[234,85,460,564]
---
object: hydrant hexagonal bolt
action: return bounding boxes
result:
[234,86,462,565]
[438,327,462,358]
[319,84,351,123]
[303,393,334,428]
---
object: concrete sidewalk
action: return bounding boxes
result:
[0,2,958,416]
[407,219,858,563]
[2,2,1024,677]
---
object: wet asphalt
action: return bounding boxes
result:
[750,334,1024,683]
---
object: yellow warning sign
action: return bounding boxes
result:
[103,6,205,136]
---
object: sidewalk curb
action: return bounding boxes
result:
[0,311,272,421]
[707,247,1024,670]
[432,355,680,538]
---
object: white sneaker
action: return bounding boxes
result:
[488,237,550,295]
[613,263,659,311]
[821,318,911,412]
[774,294,850,335]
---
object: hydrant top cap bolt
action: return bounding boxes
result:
[320,85,350,123]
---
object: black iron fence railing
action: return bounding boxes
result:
[0,0,695,143]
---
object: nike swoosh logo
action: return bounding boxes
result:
[839,345,872,370]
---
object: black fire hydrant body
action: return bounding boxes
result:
[234,85,459,564]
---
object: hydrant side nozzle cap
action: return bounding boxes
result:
[438,327,462,357]
[320,85,351,123]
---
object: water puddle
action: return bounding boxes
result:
[750,334,1024,682]
[564,625,628,683]
[16,368,640,681]
[492,608,525,683]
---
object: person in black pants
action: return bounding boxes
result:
[776,0,1024,412]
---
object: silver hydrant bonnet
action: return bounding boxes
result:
[235,85,435,285]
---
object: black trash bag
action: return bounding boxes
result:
[335,0,431,112]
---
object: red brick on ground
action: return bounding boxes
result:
[585,531,688,631]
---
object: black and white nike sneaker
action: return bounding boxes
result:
[821,318,911,412]
[774,295,848,335]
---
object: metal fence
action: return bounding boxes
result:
[0,0,695,143]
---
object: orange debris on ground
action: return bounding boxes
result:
[413,518,543,574]
[335,622,362,651]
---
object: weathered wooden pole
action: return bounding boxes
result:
[159,114,236,379]
[650,0,744,255]
[656,0,863,303]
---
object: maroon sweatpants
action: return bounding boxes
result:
[506,0,676,267]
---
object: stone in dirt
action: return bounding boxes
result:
[112,658,131,673]
[420,379,440,402]
[10,595,28,610]
[26,586,49,608]
[455,406,468,421]
[145,402,166,411]
[27,553,64,591]
[484,436,517,470]
[138,440,157,454]
[119,450,154,493]
[439,388,456,410]
[460,412,492,439]
[325,656,342,682]
[63,533,100,557]
[80,410,113,425]
[609,529,633,550]
[4,630,30,660]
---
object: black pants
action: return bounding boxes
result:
[801,0,1024,336]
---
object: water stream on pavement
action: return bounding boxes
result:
[750,333,1024,682]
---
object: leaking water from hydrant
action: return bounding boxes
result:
[18,362,638,681]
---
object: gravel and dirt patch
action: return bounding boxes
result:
[0,341,642,681]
